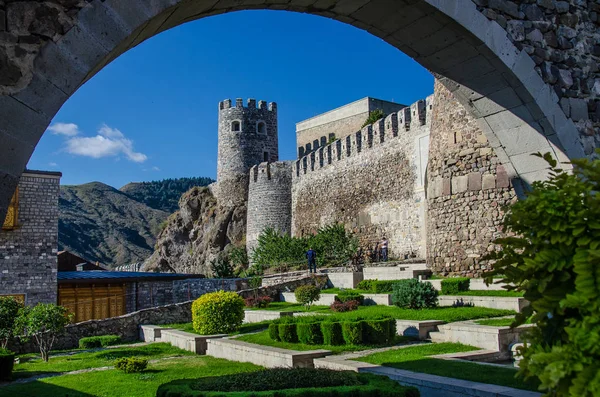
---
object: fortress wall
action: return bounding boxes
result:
[291,97,432,260]
[246,161,293,255]
[426,81,518,277]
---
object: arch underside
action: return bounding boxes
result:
[0,0,587,219]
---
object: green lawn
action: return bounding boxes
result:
[12,343,193,380]
[475,317,531,327]
[355,343,540,392]
[338,305,516,322]
[443,290,524,297]
[235,330,414,354]
[1,355,261,397]
[245,302,330,312]
[320,288,371,295]
[165,321,272,336]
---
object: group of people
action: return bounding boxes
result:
[305,237,389,273]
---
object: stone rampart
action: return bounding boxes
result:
[246,161,293,255]
[291,97,432,260]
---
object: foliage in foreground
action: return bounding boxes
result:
[0,347,15,381]
[192,291,245,335]
[251,224,358,268]
[484,152,600,397]
[0,296,22,348]
[14,303,71,362]
[157,368,419,397]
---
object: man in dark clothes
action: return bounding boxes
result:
[306,248,317,273]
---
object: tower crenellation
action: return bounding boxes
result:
[216,98,278,206]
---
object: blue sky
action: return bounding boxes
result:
[28,10,434,188]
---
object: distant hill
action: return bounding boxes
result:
[120,177,214,213]
[59,177,214,267]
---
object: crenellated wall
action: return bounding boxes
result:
[246,161,293,255]
[426,81,518,277]
[291,97,433,260]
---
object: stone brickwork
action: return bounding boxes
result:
[0,170,61,305]
[474,0,600,154]
[295,97,406,157]
[216,98,278,207]
[246,161,293,255]
[291,97,432,260]
[426,81,518,277]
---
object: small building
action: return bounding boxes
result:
[58,250,107,272]
[295,97,406,158]
[0,170,61,306]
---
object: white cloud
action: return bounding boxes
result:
[152,166,160,171]
[48,162,58,167]
[47,122,80,137]
[59,123,147,163]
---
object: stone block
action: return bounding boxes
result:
[161,329,226,355]
[244,310,294,324]
[468,172,482,191]
[451,175,468,193]
[442,177,451,196]
[568,98,588,121]
[139,325,172,342]
[496,165,510,188]
[482,174,496,190]
[396,320,445,340]
[438,296,528,312]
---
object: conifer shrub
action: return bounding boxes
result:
[342,321,363,345]
[0,347,15,381]
[441,278,470,295]
[392,279,438,309]
[114,357,148,373]
[192,291,245,335]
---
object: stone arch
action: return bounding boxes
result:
[0,0,595,220]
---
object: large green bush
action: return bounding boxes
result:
[392,279,438,309]
[441,278,470,295]
[0,296,22,348]
[192,291,245,335]
[79,335,121,349]
[484,152,600,397]
[156,369,419,397]
[0,347,15,381]
[294,285,321,310]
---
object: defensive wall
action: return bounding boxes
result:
[246,161,293,255]
[426,81,518,277]
[291,95,432,260]
[0,170,61,306]
[295,97,407,158]
[216,98,278,206]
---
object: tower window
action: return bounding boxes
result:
[231,120,241,132]
[263,152,269,162]
[257,121,267,134]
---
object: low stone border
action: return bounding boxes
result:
[439,295,529,312]
[427,279,508,291]
[206,338,331,368]
[281,292,392,306]
[430,321,534,352]
[396,320,445,340]
[160,329,227,354]
[314,355,540,397]
[140,324,173,342]
[244,310,294,323]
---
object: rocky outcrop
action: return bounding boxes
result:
[143,186,246,275]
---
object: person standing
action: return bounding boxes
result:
[306,247,317,274]
[380,237,388,262]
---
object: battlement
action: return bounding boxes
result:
[219,98,277,112]
[293,96,433,180]
[250,161,293,183]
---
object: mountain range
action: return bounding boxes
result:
[58,177,214,267]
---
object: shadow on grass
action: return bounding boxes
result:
[0,381,96,397]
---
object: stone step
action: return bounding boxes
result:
[428,331,447,343]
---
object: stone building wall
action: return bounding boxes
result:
[246,161,293,255]
[0,170,61,305]
[216,98,278,207]
[291,97,433,260]
[426,81,518,277]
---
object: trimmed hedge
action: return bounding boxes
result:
[356,279,375,291]
[335,291,365,305]
[156,369,419,397]
[297,322,323,345]
[268,323,280,341]
[441,278,470,295]
[192,291,245,335]
[363,319,395,345]
[79,335,122,349]
[0,348,15,381]
[372,280,400,293]
[321,321,344,346]
[342,321,364,345]
[278,323,298,343]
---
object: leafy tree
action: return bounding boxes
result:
[0,297,22,348]
[14,304,72,362]
[484,152,600,396]
[210,257,235,278]
[361,109,385,128]
[294,285,321,311]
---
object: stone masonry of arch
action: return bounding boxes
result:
[0,0,598,231]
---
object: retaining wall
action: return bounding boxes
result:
[439,296,528,312]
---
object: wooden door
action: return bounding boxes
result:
[58,284,126,323]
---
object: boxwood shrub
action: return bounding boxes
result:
[363,318,395,345]
[372,280,400,293]
[441,278,470,295]
[278,322,298,343]
[297,322,323,345]
[156,368,419,397]
[79,335,122,349]
[321,320,344,346]
[114,357,147,373]
[0,348,15,381]
[356,279,375,291]
[391,279,438,309]
[335,291,365,305]
[192,291,245,335]
[342,321,363,345]
[268,322,280,341]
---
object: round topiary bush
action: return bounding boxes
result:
[391,279,438,309]
[294,285,321,310]
[192,291,245,335]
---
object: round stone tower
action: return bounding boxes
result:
[246,161,293,255]
[216,98,278,206]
